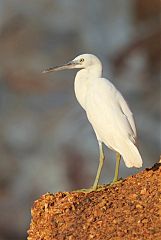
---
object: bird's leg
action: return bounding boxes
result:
[73,142,105,193]
[92,141,105,190]
[112,152,121,183]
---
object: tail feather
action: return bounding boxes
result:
[120,141,143,168]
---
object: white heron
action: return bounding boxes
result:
[43,54,143,191]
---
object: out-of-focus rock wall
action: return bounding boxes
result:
[0,1,160,239]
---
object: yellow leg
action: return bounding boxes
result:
[74,150,121,193]
[73,142,105,193]
[92,141,105,190]
[112,152,121,183]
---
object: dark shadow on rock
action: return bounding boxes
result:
[146,162,161,172]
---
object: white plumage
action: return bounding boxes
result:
[43,53,143,190]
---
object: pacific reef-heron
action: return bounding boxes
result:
[43,54,143,190]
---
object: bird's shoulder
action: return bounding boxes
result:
[98,77,115,88]
[87,77,120,110]
[91,77,119,99]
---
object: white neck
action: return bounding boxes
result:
[74,64,102,109]
[85,64,102,79]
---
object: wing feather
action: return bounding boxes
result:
[116,91,137,140]
[86,78,137,145]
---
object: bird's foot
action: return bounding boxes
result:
[73,187,96,193]
[73,184,106,193]
[73,188,91,193]
[72,179,123,193]
[111,177,123,185]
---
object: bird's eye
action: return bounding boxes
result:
[80,58,84,63]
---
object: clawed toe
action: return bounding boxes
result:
[73,184,107,193]
[111,178,123,185]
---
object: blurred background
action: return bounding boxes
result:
[0,0,160,239]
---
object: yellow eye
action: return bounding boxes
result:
[80,58,84,63]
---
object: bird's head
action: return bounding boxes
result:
[42,54,102,73]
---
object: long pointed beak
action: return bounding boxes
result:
[42,61,77,73]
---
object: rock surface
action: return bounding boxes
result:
[28,163,161,240]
